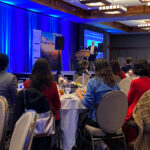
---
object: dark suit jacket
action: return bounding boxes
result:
[0,71,18,130]
[88,46,98,56]
[121,64,132,73]
[0,71,17,105]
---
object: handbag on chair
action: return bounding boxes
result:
[23,88,55,137]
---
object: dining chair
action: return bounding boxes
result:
[0,96,9,150]
[75,76,82,85]
[132,89,150,150]
[114,75,121,84]
[9,110,37,150]
[84,91,128,150]
[119,78,132,95]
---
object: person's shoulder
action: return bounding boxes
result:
[121,70,125,74]
[2,72,17,82]
[130,78,140,85]
[88,77,102,84]
[50,81,57,87]
[24,80,31,88]
[121,66,126,70]
[4,72,16,78]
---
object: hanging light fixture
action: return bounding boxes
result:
[98,5,127,14]
[139,0,150,2]
[137,23,150,31]
[79,0,112,6]
[146,2,150,5]
[138,23,150,27]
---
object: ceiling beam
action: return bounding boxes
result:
[30,0,89,18]
[88,5,150,19]
[30,1,150,32]
[30,1,150,20]
[100,22,148,33]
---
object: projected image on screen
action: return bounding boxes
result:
[84,29,104,59]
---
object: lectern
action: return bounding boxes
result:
[75,50,90,61]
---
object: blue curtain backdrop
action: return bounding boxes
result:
[0,2,78,73]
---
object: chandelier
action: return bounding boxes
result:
[80,0,127,14]
[99,5,127,14]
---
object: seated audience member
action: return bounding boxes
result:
[0,53,18,135]
[123,59,150,143]
[110,60,126,79]
[126,59,150,122]
[14,58,61,150]
[73,60,91,80]
[121,57,132,73]
[76,58,120,150]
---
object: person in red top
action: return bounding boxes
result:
[110,60,126,79]
[126,59,150,122]
[23,58,61,150]
[123,59,150,143]
[24,58,61,120]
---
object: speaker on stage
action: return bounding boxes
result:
[55,36,65,50]
[55,36,65,79]
[98,43,104,52]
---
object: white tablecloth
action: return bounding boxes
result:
[60,93,86,150]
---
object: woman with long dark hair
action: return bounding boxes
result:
[24,58,61,120]
[14,58,61,150]
[110,60,126,79]
[76,58,120,150]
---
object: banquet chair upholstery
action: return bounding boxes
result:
[0,96,9,150]
[85,91,128,150]
[132,89,150,150]
[9,110,37,150]
[119,78,132,95]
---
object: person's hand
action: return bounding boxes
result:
[76,88,84,100]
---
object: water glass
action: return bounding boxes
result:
[18,80,24,90]
[65,84,71,95]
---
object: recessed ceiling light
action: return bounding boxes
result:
[79,0,112,6]
[104,11,121,14]
[86,2,106,6]
[147,2,150,5]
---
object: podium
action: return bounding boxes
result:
[75,50,90,61]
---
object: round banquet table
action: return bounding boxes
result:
[60,93,86,150]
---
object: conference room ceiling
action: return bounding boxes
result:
[1,0,150,33]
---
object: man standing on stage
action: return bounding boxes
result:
[88,41,98,63]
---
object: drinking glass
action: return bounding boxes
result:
[18,80,24,91]
[65,83,71,96]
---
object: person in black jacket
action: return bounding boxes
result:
[13,58,59,150]
[88,41,98,63]
[121,57,132,73]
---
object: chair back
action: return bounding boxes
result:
[119,78,132,95]
[96,91,128,133]
[0,96,9,150]
[75,76,82,84]
[133,89,150,150]
[114,75,121,84]
[9,110,37,150]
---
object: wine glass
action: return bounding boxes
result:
[18,80,24,91]
[65,83,71,97]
